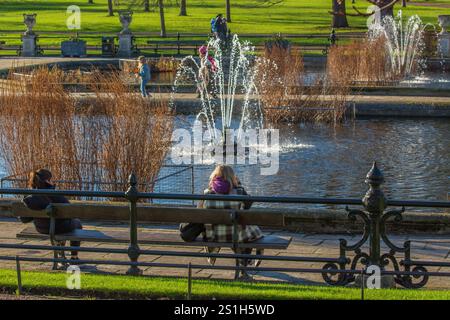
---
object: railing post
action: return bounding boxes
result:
[362,161,386,268]
[187,262,192,300]
[323,162,429,288]
[231,210,241,280]
[16,256,22,296]
[125,173,142,275]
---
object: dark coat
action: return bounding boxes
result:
[21,184,71,233]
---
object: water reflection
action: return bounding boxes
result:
[171,117,449,207]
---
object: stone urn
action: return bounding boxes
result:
[438,15,450,35]
[438,15,450,57]
[23,13,37,35]
[119,11,133,35]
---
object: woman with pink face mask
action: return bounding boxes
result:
[198,165,264,280]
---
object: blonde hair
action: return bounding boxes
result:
[208,165,238,191]
[138,56,146,66]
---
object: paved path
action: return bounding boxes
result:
[0,218,449,289]
[73,92,450,107]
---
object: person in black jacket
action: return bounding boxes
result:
[22,169,82,259]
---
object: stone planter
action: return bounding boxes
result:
[61,40,87,57]
[438,16,450,57]
[438,15,450,34]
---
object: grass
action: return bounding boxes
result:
[0,269,450,300]
[0,0,447,48]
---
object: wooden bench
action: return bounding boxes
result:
[12,201,291,278]
[146,40,207,55]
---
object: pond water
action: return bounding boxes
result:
[0,114,448,209]
[2,60,448,209]
[168,117,449,207]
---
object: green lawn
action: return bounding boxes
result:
[0,0,447,48]
[0,269,449,300]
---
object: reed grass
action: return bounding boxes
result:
[257,42,349,124]
[0,66,173,194]
[327,37,393,85]
[326,35,423,86]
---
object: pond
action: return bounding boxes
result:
[168,117,449,207]
[0,115,448,209]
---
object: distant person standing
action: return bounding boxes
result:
[211,16,218,38]
[136,56,151,98]
[214,14,228,42]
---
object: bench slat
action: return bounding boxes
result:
[12,202,285,226]
[17,226,292,249]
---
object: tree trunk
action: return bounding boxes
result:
[226,0,232,23]
[179,0,187,16]
[144,0,150,12]
[380,2,394,20]
[107,0,114,16]
[88,0,93,4]
[332,0,349,28]
[158,0,167,38]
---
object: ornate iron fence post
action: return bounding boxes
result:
[322,162,429,288]
[125,173,142,275]
[362,161,386,267]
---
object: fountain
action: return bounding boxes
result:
[173,35,265,152]
[368,11,426,79]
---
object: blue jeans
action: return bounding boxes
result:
[140,79,149,97]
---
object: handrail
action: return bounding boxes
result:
[0,162,449,288]
[0,187,448,208]
[0,30,365,38]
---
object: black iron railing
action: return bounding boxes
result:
[0,162,449,290]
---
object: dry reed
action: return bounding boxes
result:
[257,41,349,124]
[0,66,173,194]
[327,37,393,85]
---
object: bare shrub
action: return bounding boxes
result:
[0,67,174,193]
[88,70,174,192]
[327,37,393,85]
[257,40,349,124]
[0,67,80,189]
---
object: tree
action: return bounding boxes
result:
[179,0,187,16]
[107,0,114,16]
[88,0,93,4]
[330,0,404,28]
[226,0,231,23]
[331,0,349,28]
[158,0,167,37]
[144,0,150,12]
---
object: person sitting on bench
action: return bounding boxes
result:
[199,165,263,279]
[21,169,83,260]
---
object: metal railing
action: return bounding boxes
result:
[0,164,195,203]
[0,31,360,57]
[0,162,449,291]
